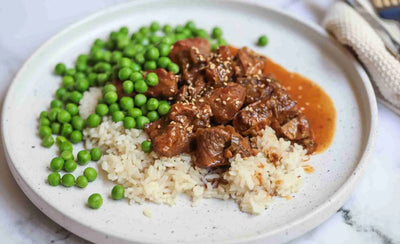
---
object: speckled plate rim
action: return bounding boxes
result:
[1,0,378,243]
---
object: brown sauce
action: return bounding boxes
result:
[263,58,336,154]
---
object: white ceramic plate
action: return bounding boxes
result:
[1,0,377,243]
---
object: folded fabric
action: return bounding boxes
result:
[323,1,400,114]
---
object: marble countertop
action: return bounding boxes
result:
[0,0,399,243]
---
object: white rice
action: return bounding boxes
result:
[79,87,102,119]
[81,87,311,214]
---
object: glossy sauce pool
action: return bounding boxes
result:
[263,59,336,154]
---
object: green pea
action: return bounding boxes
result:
[77,150,91,165]
[65,103,79,116]
[212,27,223,39]
[161,35,174,45]
[163,24,173,34]
[48,172,61,186]
[130,63,141,72]
[71,116,85,131]
[119,57,132,68]
[75,78,89,92]
[129,72,142,82]
[40,117,51,126]
[120,97,134,111]
[75,61,87,72]
[50,157,64,172]
[147,98,159,111]
[104,91,118,105]
[56,136,67,147]
[111,51,123,64]
[112,111,125,122]
[77,54,88,62]
[123,46,136,58]
[70,130,82,144]
[64,159,77,173]
[96,104,109,116]
[74,72,86,80]
[39,126,52,138]
[91,49,104,61]
[145,73,159,86]
[94,62,112,73]
[117,36,130,50]
[90,148,102,161]
[136,116,150,129]
[111,185,125,200]
[150,21,160,32]
[140,104,148,116]
[65,68,76,76]
[48,108,60,122]
[122,80,134,94]
[97,73,109,86]
[76,175,88,188]
[175,25,184,33]
[88,193,102,209]
[257,35,268,46]
[93,38,105,47]
[181,28,192,37]
[156,57,170,68]
[123,116,136,129]
[55,63,66,75]
[147,111,159,122]
[103,84,117,94]
[144,61,157,70]
[149,35,161,44]
[59,141,73,152]
[134,94,147,106]
[50,99,63,109]
[51,122,61,134]
[168,63,180,74]
[61,123,73,137]
[55,87,67,99]
[118,67,133,80]
[217,38,227,46]
[145,47,159,61]
[62,76,75,90]
[87,114,101,128]
[141,140,152,153]
[158,44,171,57]
[42,135,54,148]
[194,29,208,38]
[87,73,97,86]
[211,43,218,52]
[109,103,120,114]
[61,150,74,161]
[135,53,145,64]
[61,92,71,102]
[104,51,112,63]
[69,91,83,104]
[185,20,196,30]
[175,33,186,41]
[57,110,71,123]
[128,108,142,118]
[40,111,49,119]
[134,80,148,93]
[158,102,171,115]
[62,174,75,187]
[119,26,129,34]
[84,167,97,182]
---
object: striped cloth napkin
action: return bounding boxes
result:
[323,1,400,115]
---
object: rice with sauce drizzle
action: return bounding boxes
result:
[81,88,310,214]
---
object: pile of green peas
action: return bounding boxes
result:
[41,21,234,209]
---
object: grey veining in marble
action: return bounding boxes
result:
[0,0,399,243]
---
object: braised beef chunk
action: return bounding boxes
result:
[233,85,315,153]
[169,37,211,65]
[202,83,246,124]
[236,76,278,105]
[195,126,253,168]
[205,46,234,86]
[146,42,316,164]
[145,118,192,157]
[233,47,265,77]
[145,102,212,157]
[145,68,178,99]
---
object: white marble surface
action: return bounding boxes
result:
[0,0,399,243]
